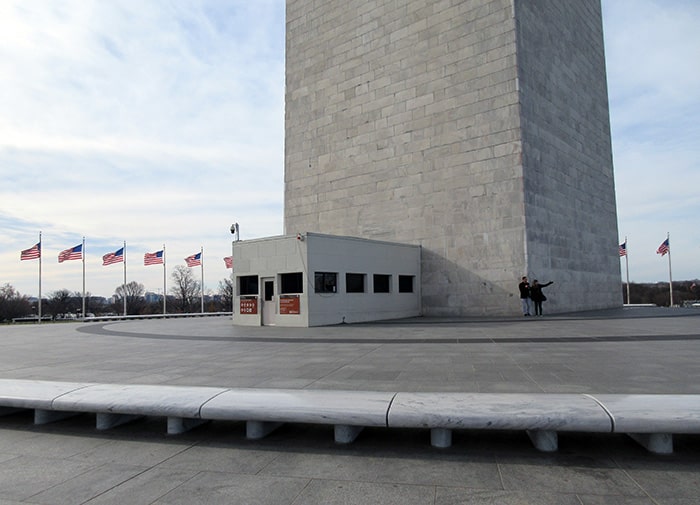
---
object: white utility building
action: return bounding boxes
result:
[233,233,421,327]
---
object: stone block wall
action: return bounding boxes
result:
[285,0,621,315]
[515,0,621,310]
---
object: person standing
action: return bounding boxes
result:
[518,276,531,316]
[530,279,554,316]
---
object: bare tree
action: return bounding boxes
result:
[0,284,32,322]
[47,289,76,317]
[170,265,200,313]
[114,281,146,315]
[218,278,233,312]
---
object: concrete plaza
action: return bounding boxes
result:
[0,307,699,504]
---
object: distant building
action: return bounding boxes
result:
[144,292,161,304]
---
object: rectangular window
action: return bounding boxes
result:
[280,272,304,294]
[239,275,259,295]
[398,275,414,293]
[314,272,337,293]
[264,280,274,302]
[345,273,365,293]
[373,274,391,293]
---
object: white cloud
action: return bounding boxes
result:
[603,0,700,283]
[0,1,284,298]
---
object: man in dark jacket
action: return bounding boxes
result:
[518,276,531,316]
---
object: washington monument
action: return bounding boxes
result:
[284,0,621,316]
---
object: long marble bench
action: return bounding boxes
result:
[590,394,700,454]
[0,379,698,454]
[387,392,613,452]
[199,388,394,443]
[0,380,392,442]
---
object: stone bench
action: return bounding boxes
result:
[0,379,92,424]
[0,379,228,434]
[199,388,394,443]
[0,380,393,442]
[0,379,699,454]
[589,394,700,454]
[387,392,612,451]
[51,383,230,434]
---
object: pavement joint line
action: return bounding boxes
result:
[75,323,700,345]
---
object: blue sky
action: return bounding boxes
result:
[602,0,700,285]
[1,1,698,299]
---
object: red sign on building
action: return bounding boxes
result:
[239,298,258,315]
[279,295,300,315]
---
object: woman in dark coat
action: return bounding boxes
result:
[530,280,553,316]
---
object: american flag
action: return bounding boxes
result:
[144,250,164,266]
[656,238,670,256]
[656,239,671,256]
[21,243,41,261]
[618,242,627,257]
[58,244,82,263]
[103,247,124,266]
[185,252,202,267]
[224,256,233,269]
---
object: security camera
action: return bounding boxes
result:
[230,224,236,234]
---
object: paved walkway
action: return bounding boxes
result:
[0,307,699,504]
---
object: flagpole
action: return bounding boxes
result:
[162,244,167,315]
[200,246,204,313]
[624,236,630,305]
[666,232,673,306]
[38,231,42,323]
[82,236,86,319]
[123,241,127,316]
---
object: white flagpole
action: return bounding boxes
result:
[624,236,630,304]
[162,244,167,315]
[200,246,204,313]
[82,236,86,318]
[123,241,127,316]
[666,233,673,306]
[38,231,42,323]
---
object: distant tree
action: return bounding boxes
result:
[170,265,200,313]
[142,297,164,315]
[72,290,94,316]
[45,290,92,317]
[85,295,107,315]
[625,280,700,306]
[47,289,76,316]
[0,284,32,322]
[114,281,146,315]
[218,278,233,312]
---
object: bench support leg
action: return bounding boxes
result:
[431,428,452,448]
[34,410,79,425]
[96,413,142,430]
[334,425,363,444]
[167,417,208,435]
[246,420,282,440]
[527,430,558,452]
[628,433,673,454]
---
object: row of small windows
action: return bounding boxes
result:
[238,272,414,295]
[315,272,414,294]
